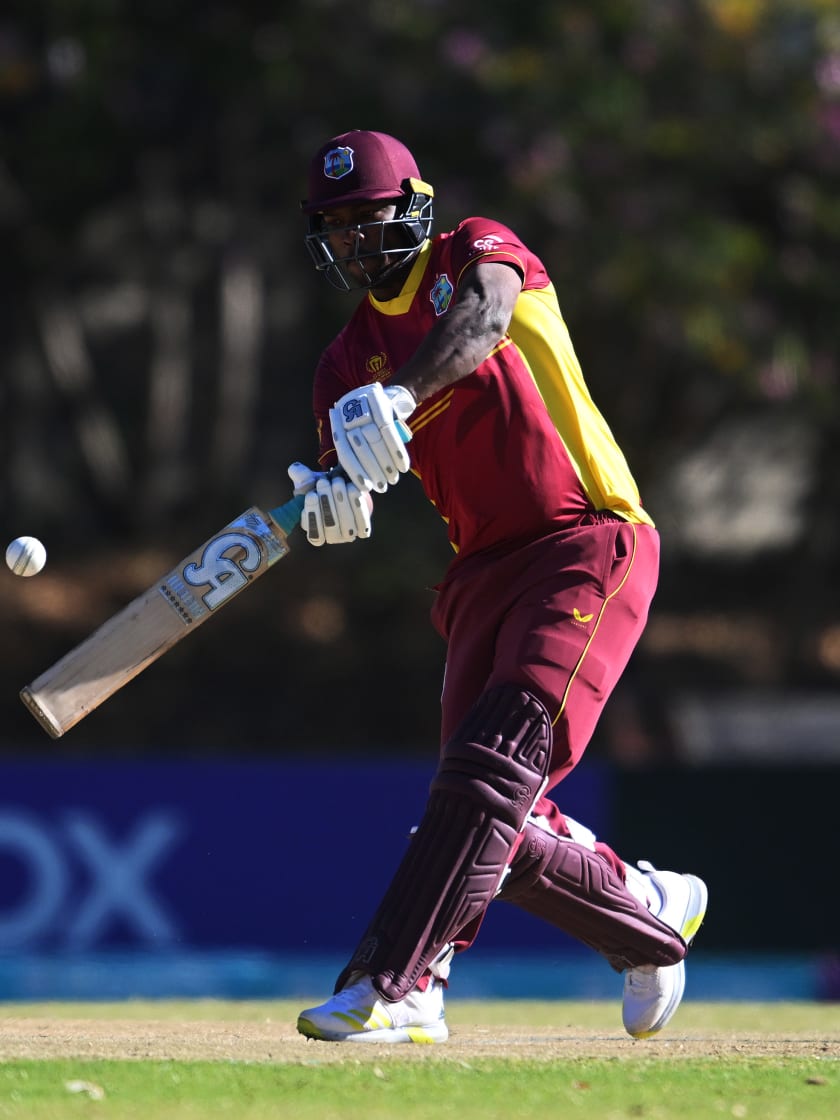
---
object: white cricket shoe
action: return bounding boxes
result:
[297,973,448,1043]
[622,861,708,1039]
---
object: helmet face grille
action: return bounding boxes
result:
[304,191,433,291]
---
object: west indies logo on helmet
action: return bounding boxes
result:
[323,146,355,180]
[302,130,435,292]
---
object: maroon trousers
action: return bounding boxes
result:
[431,514,660,894]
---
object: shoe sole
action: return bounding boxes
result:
[297,1016,448,1044]
[625,874,709,1040]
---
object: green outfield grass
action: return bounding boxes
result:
[0,1000,836,1119]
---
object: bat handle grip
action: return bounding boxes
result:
[268,494,305,537]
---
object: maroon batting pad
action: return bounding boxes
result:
[498,820,686,971]
[335,685,552,1001]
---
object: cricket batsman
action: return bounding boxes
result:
[289,130,708,1043]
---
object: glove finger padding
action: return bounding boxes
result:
[330,407,391,493]
[346,481,373,538]
[330,382,414,493]
[301,475,372,546]
[301,490,326,546]
[381,385,415,469]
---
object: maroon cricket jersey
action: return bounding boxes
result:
[312,216,652,568]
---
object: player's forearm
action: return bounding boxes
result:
[397,311,499,402]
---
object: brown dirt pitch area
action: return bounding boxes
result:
[0,1001,837,1063]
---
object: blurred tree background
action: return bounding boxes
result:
[2,0,839,760]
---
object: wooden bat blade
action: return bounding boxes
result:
[20,501,302,739]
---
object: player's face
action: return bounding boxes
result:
[319,201,402,288]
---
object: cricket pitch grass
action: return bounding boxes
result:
[0,999,836,1118]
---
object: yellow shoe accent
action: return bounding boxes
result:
[682,912,705,942]
[406,1027,438,1044]
[297,1016,327,1040]
[334,1009,371,1028]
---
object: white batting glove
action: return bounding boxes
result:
[329,382,415,493]
[287,463,372,547]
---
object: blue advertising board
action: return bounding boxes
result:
[0,758,829,1002]
[0,757,610,955]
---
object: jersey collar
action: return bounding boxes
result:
[368,240,432,315]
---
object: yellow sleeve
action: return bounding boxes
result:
[509,285,655,527]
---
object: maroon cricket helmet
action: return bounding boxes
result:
[301,130,435,292]
[301,130,426,213]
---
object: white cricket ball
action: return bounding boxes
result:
[5,536,47,577]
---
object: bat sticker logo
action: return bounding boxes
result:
[182,531,263,610]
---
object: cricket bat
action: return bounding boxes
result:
[20,496,305,739]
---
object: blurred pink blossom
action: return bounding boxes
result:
[816,53,840,94]
[818,103,840,144]
[441,29,487,69]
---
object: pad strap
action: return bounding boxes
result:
[336,686,552,1001]
[498,820,686,971]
